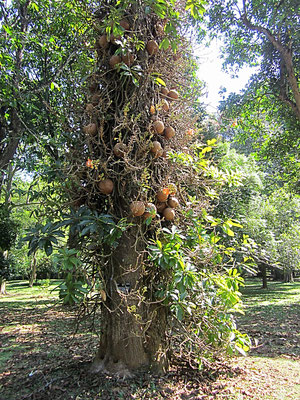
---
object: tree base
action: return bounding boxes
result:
[90,357,135,379]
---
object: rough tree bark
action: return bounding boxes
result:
[91,226,168,376]
[283,270,294,283]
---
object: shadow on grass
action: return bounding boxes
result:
[0,300,99,400]
[237,279,300,359]
[0,299,59,311]
[0,280,61,311]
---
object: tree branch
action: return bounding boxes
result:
[240,5,300,120]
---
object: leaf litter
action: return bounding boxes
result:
[0,279,299,399]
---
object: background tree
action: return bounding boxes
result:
[213,141,300,286]
[0,205,18,294]
[0,0,94,190]
[204,0,300,189]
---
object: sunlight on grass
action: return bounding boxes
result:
[234,356,300,400]
[241,279,300,307]
[0,280,61,306]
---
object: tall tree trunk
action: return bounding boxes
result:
[29,253,37,287]
[283,270,294,283]
[260,264,267,289]
[0,278,7,295]
[91,226,168,377]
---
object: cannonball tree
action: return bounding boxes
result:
[66,0,212,376]
[24,0,249,377]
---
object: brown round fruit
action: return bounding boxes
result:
[173,54,181,61]
[156,148,164,158]
[121,53,134,66]
[163,207,175,221]
[98,35,109,49]
[162,99,169,112]
[89,81,98,93]
[167,89,179,100]
[113,143,127,158]
[130,201,145,217]
[146,40,159,56]
[120,19,130,30]
[85,103,94,115]
[156,202,167,213]
[160,87,169,98]
[98,179,114,195]
[153,120,165,135]
[143,202,157,219]
[83,123,97,136]
[156,188,169,202]
[164,126,175,139]
[109,55,121,68]
[168,196,179,209]
[150,141,162,154]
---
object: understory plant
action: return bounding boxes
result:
[148,214,251,366]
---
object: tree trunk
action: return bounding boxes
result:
[283,270,294,283]
[260,264,267,289]
[91,226,168,377]
[29,253,37,287]
[241,12,300,120]
[273,268,283,281]
[0,278,7,295]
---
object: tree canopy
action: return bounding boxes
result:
[205,0,300,189]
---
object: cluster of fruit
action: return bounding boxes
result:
[81,16,182,222]
[150,87,179,157]
[130,185,179,222]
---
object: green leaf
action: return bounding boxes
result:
[155,77,166,86]
[175,304,184,321]
[50,82,60,91]
[44,241,53,256]
[159,38,170,50]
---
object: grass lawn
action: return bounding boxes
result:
[223,278,300,400]
[0,278,299,399]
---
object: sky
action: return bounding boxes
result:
[196,40,256,112]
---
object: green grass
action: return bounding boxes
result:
[227,278,300,400]
[237,278,300,352]
[1,278,299,400]
[0,279,61,309]
[241,278,300,306]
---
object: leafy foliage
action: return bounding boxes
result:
[0,205,18,253]
[214,142,300,278]
[148,215,251,360]
[204,0,300,188]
